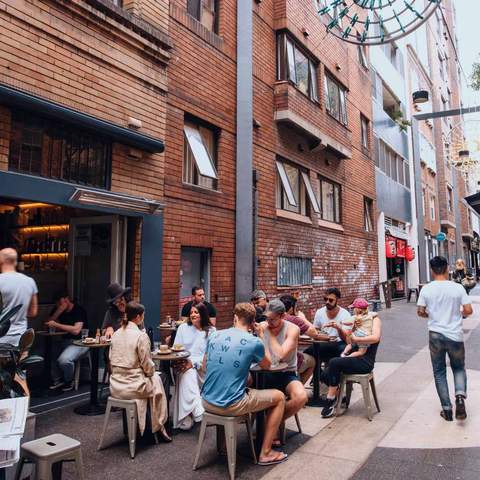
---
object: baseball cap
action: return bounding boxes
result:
[251,289,267,300]
[349,298,369,309]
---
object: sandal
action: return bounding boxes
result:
[258,452,288,466]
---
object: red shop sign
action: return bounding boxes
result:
[385,237,397,258]
[406,246,415,262]
[396,239,407,258]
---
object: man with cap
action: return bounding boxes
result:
[256,299,308,422]
[251,289,268,323]
[103,282,131,339]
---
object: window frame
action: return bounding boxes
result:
[277,33,319,103]
[277,256,313,287]
[186,0,219,33]
[318,176,342,224]
[364,197,374,232]
[360,114,369,150]
[183,117,219,191]
[324,73,348,126]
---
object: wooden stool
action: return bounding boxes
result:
[279,412,302,444]
[193,412,256,480]
[15,433,84,480]
[98,397,143,459]
[335,372,380,421]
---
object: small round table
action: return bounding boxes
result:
[36,331,68,388]
[152,349,190,433]
[71,340,110,416]
[250,362,289,456]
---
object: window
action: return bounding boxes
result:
[324,74,347,125]
[111,0,123,6]
[376,138,409,188]
[364,197,374,232]
[179,247,210,310]
[397,157,405,185]
[447,186,453,213]
[319,177,341,223]
[183,119,218,190]
[277,256,312,287]
[277,34,318,101]
[360,115,369,149]
[422,189,426,217]
[275,160,320,215]
[430,195,436,221]
[187,0,217,32]
[9,111,111,188]
[358,44,368,69]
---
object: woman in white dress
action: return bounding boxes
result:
[173,302,214,430]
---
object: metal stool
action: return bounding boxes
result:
[73,354,91,391]
[279,412,302,444]
[193,412,256,480]
[335,372,380,421]
[15,433,84,480]
[98,397,140,459]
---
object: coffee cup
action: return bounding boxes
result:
[159,344,169,352]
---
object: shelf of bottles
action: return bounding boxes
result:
[1,203,70,272]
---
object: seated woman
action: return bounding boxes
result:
[109,301,171,441]
[320,310,382,418]
[173,302,215,430]
[103,283,131,339]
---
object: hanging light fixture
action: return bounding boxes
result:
[412,90,429,104]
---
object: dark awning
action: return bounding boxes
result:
[0,83,165,153]
[465,192,480,215]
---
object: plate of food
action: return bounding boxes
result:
[171,343,184,352]
[82,337,96,344]
[156,346,171,355]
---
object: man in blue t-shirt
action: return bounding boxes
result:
[202,303,287,466]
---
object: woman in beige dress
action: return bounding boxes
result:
[109,301,171,441]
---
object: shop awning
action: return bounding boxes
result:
[0,83,165,153]
[466,192,480,215]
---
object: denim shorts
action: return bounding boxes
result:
[262,371,299,393]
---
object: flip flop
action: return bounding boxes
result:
[258,453,288,466]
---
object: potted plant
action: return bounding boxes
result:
[391,110,411,132]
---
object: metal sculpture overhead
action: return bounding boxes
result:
[317,0,442,45]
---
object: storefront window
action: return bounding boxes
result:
[9,111,111,189]
[179,247,211,310]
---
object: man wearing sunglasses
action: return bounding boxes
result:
[305,288,350,371]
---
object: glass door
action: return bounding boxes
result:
[68,216,126,332]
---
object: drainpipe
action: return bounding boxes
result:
[452,167,464,261]
[235,0,254,302]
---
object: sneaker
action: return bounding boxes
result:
[321,398,337,418]
[440,409,453,421]
[455,395,467,420]
[49,380,64,390]
[61,382,74,392]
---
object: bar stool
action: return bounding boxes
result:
[73,355,91,391]
[15,433,84,480]
[98,397,140,459]
[193,412,256,480]
[335,372,380,421]
[279,412,302,444]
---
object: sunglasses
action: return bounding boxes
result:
[323,297,336,303]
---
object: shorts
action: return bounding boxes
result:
[298,353,315,374]
[262,371,299,393]
[202,388,280,416]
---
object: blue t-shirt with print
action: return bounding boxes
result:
[202,327,265,407]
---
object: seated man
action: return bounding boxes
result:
[251,289,268,323]
[181,286,217,326]
[305,288,350,373]
[202,303,287,466]
[46,293,89,392]
[279,294,323,385]
[257,299,308,422]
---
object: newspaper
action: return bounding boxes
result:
[0,397,29,469]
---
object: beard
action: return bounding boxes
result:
[326,303,337,311]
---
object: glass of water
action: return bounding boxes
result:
[81,329,89,341]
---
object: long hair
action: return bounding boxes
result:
[188,302,212,337]
[455,258,466,273]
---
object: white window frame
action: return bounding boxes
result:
[364,197,374,232]
[325,74,348,126]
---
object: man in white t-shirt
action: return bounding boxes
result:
[305,288,351,367]
[0,248,38,346]
[417,256,473,422]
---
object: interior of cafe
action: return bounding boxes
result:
[0,197,133,411]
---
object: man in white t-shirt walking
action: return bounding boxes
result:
[0,248,38,346]
[417,256,473,421]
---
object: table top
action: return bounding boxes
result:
[250,362,289,372]
[72,340,110,349]
[158,325,176,331]
[152,350,190,361]
[36,331,68,337]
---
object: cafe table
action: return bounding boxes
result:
[250,362,289,456]
[152,349,190,433]
[71,340,110,416]
[36,330,67,389]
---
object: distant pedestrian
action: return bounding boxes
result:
[452,259,476,294]
[0,248,38,346]
[417,256,473,421]
[181,286,217,326]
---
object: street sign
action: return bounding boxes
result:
[435,232,447,242]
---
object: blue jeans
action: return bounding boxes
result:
[52,340,89,383]
[429,331,467,410]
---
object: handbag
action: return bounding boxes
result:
[461,276,476,289]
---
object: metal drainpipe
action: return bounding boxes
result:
[235,0,254,302]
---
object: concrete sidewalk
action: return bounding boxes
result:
[265,297,480,480]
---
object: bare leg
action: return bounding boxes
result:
[284,381,308,420]
[327,386,338,398]
[260,391,286,461]
[300,367,314,385]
